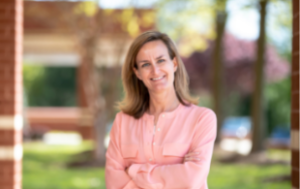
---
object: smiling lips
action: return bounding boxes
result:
[151,75,165,81]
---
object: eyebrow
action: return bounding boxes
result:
[137,55,164,64]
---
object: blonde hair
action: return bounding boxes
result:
[118,31,198,118]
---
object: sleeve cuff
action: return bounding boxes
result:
[128,164,141,179]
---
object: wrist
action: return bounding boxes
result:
[128,164,141,179]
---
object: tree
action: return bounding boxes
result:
[250,0,268,154]
[211,0,228,143]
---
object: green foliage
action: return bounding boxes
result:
[265,77,291,133]
[23,65,77,107]
[156,0,217,56]
[23,142,290,189]
[267,0,292,54]
[73,1,98,17]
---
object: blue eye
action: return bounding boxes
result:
[158,59,165,63]
[141,63,150,67]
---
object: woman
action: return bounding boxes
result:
[105,31,216,189]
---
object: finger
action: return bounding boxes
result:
[184,157,201,162]
[185,152,199,157]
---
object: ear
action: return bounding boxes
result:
[133,67,142,80]
[172,57,178,72]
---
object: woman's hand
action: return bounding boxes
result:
[183,151,201,163]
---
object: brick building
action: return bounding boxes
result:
[291,1,299,188]
[0,0,23,188]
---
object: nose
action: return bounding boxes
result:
[151,63,160,75]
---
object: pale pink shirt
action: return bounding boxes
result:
[105,103,217,189]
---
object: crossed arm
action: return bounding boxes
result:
[105,110,216,189]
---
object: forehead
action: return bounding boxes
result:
[136,40,169,60]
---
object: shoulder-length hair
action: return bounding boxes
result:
[117,31,198,119]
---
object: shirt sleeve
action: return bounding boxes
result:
[105,113,141,189]
[127,109,217,189]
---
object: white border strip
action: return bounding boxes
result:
[0,145,23,160]
[0,115,23,130]
[291,129,300,150]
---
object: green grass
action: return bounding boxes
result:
[23,141,106,189]
[208,162,290,189]
[23,142,291,189]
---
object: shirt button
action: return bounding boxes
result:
[157,128,160,131]
[162,114,165,118]
[153,142,156,145]
[149,158,152,161]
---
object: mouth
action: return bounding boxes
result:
[151,75,165,81]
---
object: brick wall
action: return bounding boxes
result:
[0,0,23,189]
[292,0,299,188]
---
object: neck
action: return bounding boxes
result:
[148,87,180,116]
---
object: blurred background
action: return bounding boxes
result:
[21,0,292,188]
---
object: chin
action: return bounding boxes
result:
[148,85,172,94]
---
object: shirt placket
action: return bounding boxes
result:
[144,114,165,163]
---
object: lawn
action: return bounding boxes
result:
[23,141,291,189]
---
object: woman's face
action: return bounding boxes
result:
[133,40,178,93]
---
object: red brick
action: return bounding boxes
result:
[293,0,299,14]
[0,48,15,55]
[292,72,300,91]
[0,94,23,102]
[0,99,22,106]
[292,112,299,130]
[0,94,23,101]
[0,16,16,23]
[0,66,17,73]
[0,107,15,115]
[0,0,18,2]
[0,3,15,10]
[292,91,300,110]
[0,160,21,168]
[292,168,299,188]
[292,109,300,129]
[293,33,299,52]
[292,150,299,169]
[0,130,22,146]
[0,181,22,188]
[0,56,16,63]
[0,45,16,54]
[293,52,299,70]
[0,78,17,85]
[0,19,21,27]
[293,18,299,35]
[0,160,21,184]
[0,105,15,112]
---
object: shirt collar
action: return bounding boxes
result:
[143,103,183,120]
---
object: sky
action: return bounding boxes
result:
[98,0,291,49]
[98,0,260,40]
[226,0,259,40]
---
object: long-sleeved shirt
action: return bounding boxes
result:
[105,103,217,189]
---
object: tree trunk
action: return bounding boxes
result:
[77,35,107,163]
[250,0,268,154]
[94,110,107,165]
[212,1,228,144]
